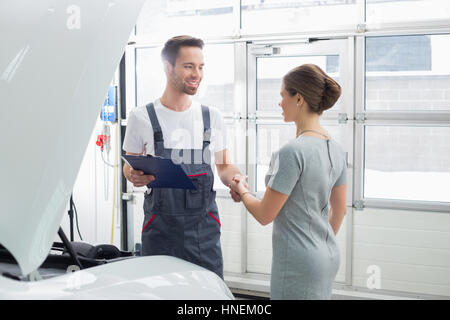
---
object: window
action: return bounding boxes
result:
[364,126,450,203]
[256,123,296,192]
[250,40,352,206]
[365,35,450,112]
[197,44,235,113]
[213,121,241,191]
[363,34,450,204]
[366,36,431,72]
[135,47,165,107]
[256,55,342,112]
[241,0,362,34]
[135,0,236,41]
[366,0,450,24]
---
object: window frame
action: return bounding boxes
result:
[353,33,450,213]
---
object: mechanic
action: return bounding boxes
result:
[122,35,245,279]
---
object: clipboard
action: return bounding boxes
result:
[122,154,196,190]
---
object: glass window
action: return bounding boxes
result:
[136,0,236,41]
[256,124,296,192]
[214,122,244,191]
[135,44,235,112]
[135,47,165,107]
[366,0,450,24]
[257,55,342,112]
[256,124,343,192]
[364,126,450,203]
[197,44,235,113]
[241,0,362,34]
[365,35,450,111]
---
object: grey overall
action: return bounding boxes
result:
[141,103,223,279]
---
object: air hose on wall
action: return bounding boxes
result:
[96,85,119,245]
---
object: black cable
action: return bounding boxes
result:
[58,227,83,269]
[68,195,74,241]
[71,197,83,241]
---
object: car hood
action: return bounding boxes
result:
[0,256,234,300]
[0,0,144,276]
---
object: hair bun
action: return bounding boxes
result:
[283,64,342,115]
[320,77,341,111]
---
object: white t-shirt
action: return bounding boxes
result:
[123,99,227,158]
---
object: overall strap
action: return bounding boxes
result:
[145,103,164,154]
[201,105,212,165]
[201,105,211,145]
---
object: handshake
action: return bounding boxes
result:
[228,174,250,203]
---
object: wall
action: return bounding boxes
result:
[61,119,122,248]
[353,208,450,297]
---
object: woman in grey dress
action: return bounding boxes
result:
[230,64,347,299]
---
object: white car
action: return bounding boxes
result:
[0,0,234,300]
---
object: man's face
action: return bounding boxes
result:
[166,46,204,95]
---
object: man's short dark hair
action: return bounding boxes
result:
[161,35,204,66]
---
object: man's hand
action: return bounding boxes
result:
[228,174,249,203]
[129,168,155,188]
[229,189,241,202]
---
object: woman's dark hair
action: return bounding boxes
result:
[283,64,341,115]
[161,35,204,66]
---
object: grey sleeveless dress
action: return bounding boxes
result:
[265,136,347,299]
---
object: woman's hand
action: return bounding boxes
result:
[230,175,249,196]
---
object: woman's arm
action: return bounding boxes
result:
[243,188,289,225]
[232,177,289,226]
[329,184,347,235]
[232,144,300,225]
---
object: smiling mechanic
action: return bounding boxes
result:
[122,35,245,279]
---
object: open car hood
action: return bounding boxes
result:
[0,0,144,276]
[0,256,234,300]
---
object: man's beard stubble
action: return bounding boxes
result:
[171,70,198,96]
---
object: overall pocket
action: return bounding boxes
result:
[185,172,208,209]
[153,187,186,213]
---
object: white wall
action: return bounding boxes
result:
[217,197,244,273]
[61,119,122,248]
[352,208,450,297]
